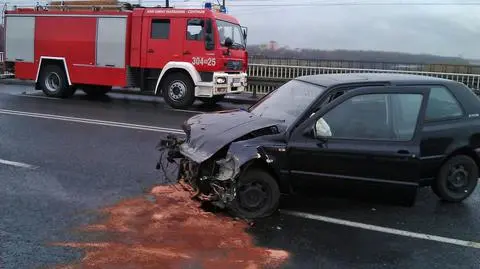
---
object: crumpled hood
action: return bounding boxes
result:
[179,109,283,163]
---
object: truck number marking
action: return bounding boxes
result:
[192,57,216,66]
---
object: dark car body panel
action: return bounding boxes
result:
[179,109,285,163]
[176,73,480,199]
[284,85,431,193]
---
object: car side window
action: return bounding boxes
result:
[425,86,463,121]
[316,93,423,141]
[186,19,204,41]
[151,19,170,39]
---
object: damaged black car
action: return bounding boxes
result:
[157,73,480,219]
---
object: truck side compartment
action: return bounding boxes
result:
[5,11,132,88]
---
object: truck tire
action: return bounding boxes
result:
[38,64,75,98]
[198,95,225,106]
[228,168,281,219]
[82,85,112,97]
[162,73,195,109]
[432,155,479,202]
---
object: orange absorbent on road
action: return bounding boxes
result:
[53,184,290,269]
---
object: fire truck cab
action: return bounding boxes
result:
[4,2,248,108]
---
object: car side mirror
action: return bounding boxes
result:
[314,117,332,139]
[242,26,248,43]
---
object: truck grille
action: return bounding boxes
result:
[226,60,243,71]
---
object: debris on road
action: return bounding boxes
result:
[52,184,290,269]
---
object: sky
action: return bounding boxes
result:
[6,0,480,59]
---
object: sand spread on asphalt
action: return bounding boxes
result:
[52,184,290,269]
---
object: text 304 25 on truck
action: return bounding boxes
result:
[157,73,480,219]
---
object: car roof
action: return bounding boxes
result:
[295,72,453,88]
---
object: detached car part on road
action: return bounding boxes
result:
[157,73,480,219]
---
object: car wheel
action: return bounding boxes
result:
[39,64,75,98]
[432,155,479,202]
[228,168,280,219]
[162,73,195,109]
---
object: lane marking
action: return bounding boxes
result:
[281,210,480,249]
[0,158,38,169]
[0,109,184,134]
[18,94,59,100]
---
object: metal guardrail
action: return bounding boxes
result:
[1,53,479,96]
[246,64,480,96]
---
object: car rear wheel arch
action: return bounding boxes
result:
[441,147,480,174]
[432,149,479,202]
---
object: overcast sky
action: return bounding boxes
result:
[7,0,480,59]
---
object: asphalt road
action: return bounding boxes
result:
[0,85,479,269]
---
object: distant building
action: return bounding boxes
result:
[268,40,279,51]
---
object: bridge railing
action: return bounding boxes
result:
[246,63,480,96]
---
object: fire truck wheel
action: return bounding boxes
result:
[198,95,225,105]
[162,73,195,109]
[39,64,75,98]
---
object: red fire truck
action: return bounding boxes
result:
[3,1,248,108]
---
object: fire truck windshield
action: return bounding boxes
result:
[216,19,245,49]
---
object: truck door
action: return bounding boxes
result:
[144,17,183,69]
[183,18,216,72]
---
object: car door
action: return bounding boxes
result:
[144,17,183,69]
[287,86,430,193]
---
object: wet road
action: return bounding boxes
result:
[0,85,479,269]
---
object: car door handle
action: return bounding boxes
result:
[397,149,410,155]
[183,51,191,55]
[147,49,154,53]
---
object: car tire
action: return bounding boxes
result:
[198,95,225,105]
[162,73,195,109]
[432,155,479,202]
[82,85,112,97]
[228,168,280,219]
[39,64,75,98]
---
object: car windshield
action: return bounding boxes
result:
[216,19,245,48]
[248,80,326,126]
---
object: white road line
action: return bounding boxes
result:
[281,210,480,249]
[0,159,38,169]
[18,94,59,100]
[0,109,184,134]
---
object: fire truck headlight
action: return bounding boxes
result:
[216,77,227,84]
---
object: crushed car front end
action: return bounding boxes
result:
[155,109,286,210]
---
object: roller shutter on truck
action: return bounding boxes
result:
[4,12,129,85]
[5,16,35,63]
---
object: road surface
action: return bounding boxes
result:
[0,84,479,269]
